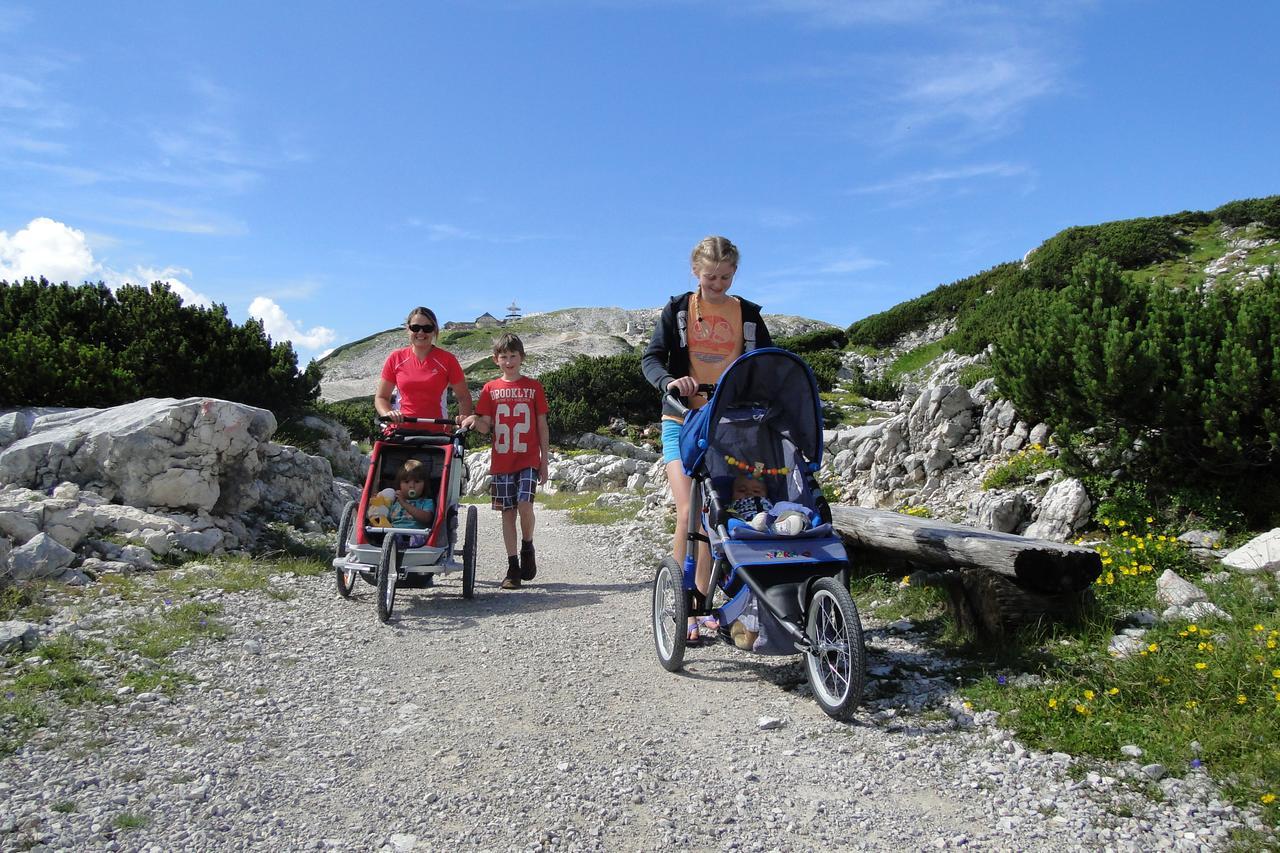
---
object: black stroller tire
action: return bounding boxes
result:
[803,576,866,721]
[461,505,477,599]
[335,502,356,599]
[652,557,688,672]
[376,535,399,623]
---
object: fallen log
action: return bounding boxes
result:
[828,505,1101,595]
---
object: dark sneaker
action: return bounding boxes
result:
[519,543,537,581]
[501,568,522,590]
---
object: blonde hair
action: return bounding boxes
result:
[396,458,427,486]
[690,235,739,273]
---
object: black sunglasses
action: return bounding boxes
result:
[408,323,436,333]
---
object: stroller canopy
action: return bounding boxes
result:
[678,347,824,477]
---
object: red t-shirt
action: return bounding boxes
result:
[380,346,464,419]
[475,376,549,474]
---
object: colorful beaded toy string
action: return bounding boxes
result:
[723,454,788,480]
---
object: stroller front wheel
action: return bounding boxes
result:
[376,535,399,623]
[804,576,866,721]
[652,557,688,672]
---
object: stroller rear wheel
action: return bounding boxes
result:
[376,535,399,623]
[652,557,688,672]
[803,576,866,721]
[335,501,356,599]
[461,505,477,599]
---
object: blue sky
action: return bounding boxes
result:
[1,1,1277,362]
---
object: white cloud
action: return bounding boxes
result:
[851,162,1033,195]
[248,296,337,353]
[0,217,96,283]
[1,216,218,309]
[890,49,1057,139]
[131,265,213,307]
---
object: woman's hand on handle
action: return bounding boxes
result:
[666,376,698,398]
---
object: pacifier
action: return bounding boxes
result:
[406,488,418,499]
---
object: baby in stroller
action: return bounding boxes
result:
[388,458,435,547]
[726,473,816,537]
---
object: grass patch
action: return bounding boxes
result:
[956,362,995,389]
[961,513,1280,825]
[982,444,1060,490]
[113,812,148,830]
[0,581,57,621]
[537,491,642,525]
[121,601,228,660]
[850,574,949,625]
[886,340,949,381]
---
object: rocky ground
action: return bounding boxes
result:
[1,508,1266,852]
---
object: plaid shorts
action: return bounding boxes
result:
[490,467,538,510]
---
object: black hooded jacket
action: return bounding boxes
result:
[640,292,772,420]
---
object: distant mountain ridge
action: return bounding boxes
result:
[317,306,835,402]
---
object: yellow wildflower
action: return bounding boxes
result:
[1272,669,1280,679]
[1118,520,1127,527]
[1262,793,1277,805]
[1108,687,1119,695]
[1255,624,1266,632]
[1074,704,1090,716]
[1195,662,1208,670]
[1148,642,1160,653]
[1145,516,1154,524]
[1187,624,1199,633]
[1048,698,1058,708]
[1237,694,1248,705]
[1185,700,1198,709]
[1084,690,1095,701]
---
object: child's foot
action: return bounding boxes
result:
[519,541,537,581]
[696,615,719,633]
[501,567,522,590]
[686,621,703,645]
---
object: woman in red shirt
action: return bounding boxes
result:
[374,306,474,426]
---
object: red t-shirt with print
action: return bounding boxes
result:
[380,346,464,420]
[475,376,549,474]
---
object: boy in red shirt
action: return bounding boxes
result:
[463,333,550,590]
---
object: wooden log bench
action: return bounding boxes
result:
[828,506,1103,641]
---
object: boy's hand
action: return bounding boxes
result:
[538,461,549,485]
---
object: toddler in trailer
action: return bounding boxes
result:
[390,459,435,548]
[462,333,550,590]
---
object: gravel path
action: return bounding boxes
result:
[1,508,1264,851]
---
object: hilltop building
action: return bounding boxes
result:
[443,308,513,331]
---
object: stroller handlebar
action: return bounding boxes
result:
[377,415,471,439]
[665,383,717,417]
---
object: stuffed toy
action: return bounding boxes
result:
[366,488,396,528]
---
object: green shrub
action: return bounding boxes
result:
[992,255,1280,526]
[1213,195,1280,230]
[540,351,656,441]
[776,327,848,353]
[311,398,379,444]
[803,350,842,392]
[0,278,319,413]
[1025,218,1191,288]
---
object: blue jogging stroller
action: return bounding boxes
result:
[650,348,866,720]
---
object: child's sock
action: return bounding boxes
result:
[519,540,537,581]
